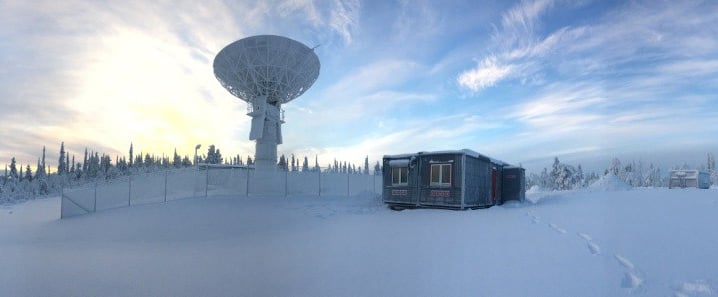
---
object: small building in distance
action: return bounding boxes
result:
[668,170,710,189]
[382,149,525,210]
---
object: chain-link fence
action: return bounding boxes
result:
[61,166,383,218]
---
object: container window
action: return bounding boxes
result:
[392,167,408,185]
[431,164,451,186]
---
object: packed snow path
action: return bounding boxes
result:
[2,188,717,296]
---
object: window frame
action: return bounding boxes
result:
[430,163,452,187]
[391,166,409,186]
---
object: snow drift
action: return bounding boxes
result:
[2,188,718,296]
[589,173,632,191]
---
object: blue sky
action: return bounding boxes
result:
[1,0,717,173]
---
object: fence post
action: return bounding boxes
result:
[60,183,64,219]
[164,170,168,203]
[94,181,98,210]
[128,174,132,207]
[93,182,97,212]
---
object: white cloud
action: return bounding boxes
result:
[329,0,361,44]
[457,56,513,92]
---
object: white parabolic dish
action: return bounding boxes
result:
[213,35,320,105]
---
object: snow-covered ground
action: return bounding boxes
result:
[2,188,717,296]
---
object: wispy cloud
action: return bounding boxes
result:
[329,0,361,44]
[0,0,355,166]
[452,0,718,170]
[457,56,514,92]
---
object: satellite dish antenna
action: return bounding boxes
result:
[213,35,320,170]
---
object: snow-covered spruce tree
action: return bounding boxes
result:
[550,158,560,190]
[58,142,67,176]
[364,156,369,175]
[143,153,153,168]
[37,146,47,179]
[215,149,222,165]
[9,157,18,181]
[576,165,585,188]
[314,156,319,172]
[70,155,75,175]
[182,156,191,167]
[134,152,143,169]
[129,143,134,168]
[644,163,663,187]
[24,164,33,182]
[278,154,287,171]
[609,158,623,177]
[374,161,381,175]
[302,156,309,172]
[82,148,89,173]
[173,149,181,168]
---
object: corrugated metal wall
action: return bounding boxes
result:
[418,154,463,207]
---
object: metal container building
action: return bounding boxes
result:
[668,170,710,189]
[382,150,525,210]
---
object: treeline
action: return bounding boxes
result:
[0,142,214,203]
[1,142,385,203]
[526,157,600,191]
[527,153,718,191]
[276,154,381,175]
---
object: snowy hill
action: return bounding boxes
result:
[2,189,718,296]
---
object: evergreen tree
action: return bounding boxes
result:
[302,156,309,172]
[205,145,223,164]
[24,164,33,182]
[173,149,181,168]
[374,161,381,175]
[38,146,47,178]
[314,156,320,172]
[134,152,143,168]
[550,157,561,190]
[576,164,585,188]
[291,154,296,172]
[539,168,550,189]
[9,157,18,180]
[609,158,622,177]
[364,156,369,175]
[35,158,42,180]
[215,149,222,165]
[144,153,153,167]
[129,143,134,168]
[58,142,66,175]
[278,155,287,171]
[247,156,254,166]
[19,165,23,182]
[83,148,89,173]
[707,153,714,171]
